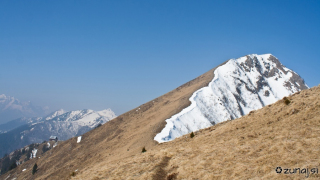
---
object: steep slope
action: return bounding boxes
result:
[155,54,308,142]
[0,109,116,157]
[1,54,309,180]
[75,85,320,180]
[0,140,57,175]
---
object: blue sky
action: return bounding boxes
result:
[0,0,319,115]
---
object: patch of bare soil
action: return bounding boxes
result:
[152,156,171,180]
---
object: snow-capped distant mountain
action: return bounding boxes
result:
[0,109,66,133]
[45,109,66,120]
[0,94,49,125]
[47,109,115,129]
[155,54,308,143]
[0,108,116,157]
[20,108,116,141]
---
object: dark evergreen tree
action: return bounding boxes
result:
[32,163,37,175]
[9,162,17,170]
[141,147,147,153]
[0,156,10,174]
[95,123,102,129]
[190,132,195,138]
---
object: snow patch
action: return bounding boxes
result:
[53,142,58,148]
[77,136,82,143]
[30,148,38,159]
[4,175,10,180]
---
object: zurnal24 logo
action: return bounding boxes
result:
[275,166,319,178]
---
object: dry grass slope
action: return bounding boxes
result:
[75,85,320,180]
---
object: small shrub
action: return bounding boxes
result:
[283,97,291,105]
[95,123,102,129]
[167,172,178,180]
[32,163,38,175]
[249,110,255,115]
[142,147,147,153]
[70,171,76,177]
[190,132,195,138]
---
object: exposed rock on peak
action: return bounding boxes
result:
[155,54,308,143]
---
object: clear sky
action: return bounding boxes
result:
[0,0,319,115]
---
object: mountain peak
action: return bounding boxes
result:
[0,94,48,124]
[0,94,7,100]
[155,53,308,143]
[45,109,66,120]
[97,109,117,118]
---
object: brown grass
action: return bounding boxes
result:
[72,85,320,180]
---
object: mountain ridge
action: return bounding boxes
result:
[0,108,116,157]
[0,109,66,134]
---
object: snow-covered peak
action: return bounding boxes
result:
[0,94,49,124]
[45,109,66,120]
[0,94,7,100]
[97,108,116,118]
[49,109,116,128]
[0,94,17,102]
[154,54,308,143]
[243,53,272,60]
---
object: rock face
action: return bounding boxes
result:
[0,109,116,157]
[155,54,308,143]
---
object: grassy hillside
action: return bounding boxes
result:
[76,85,320,180]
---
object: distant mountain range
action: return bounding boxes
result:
[0,94,49,126]
[0,108,116,157]
[0,109,66,134]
